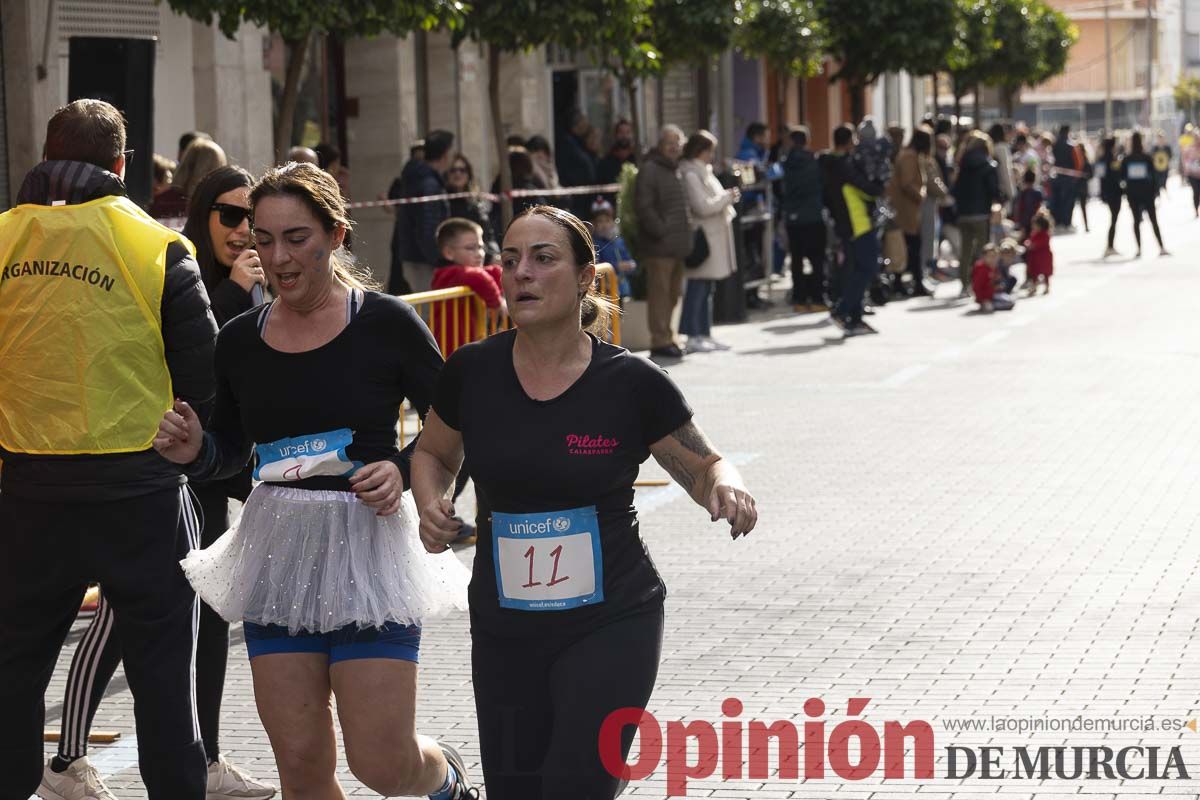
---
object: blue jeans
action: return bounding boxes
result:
[835,232,881,324]
[679,278,713,337]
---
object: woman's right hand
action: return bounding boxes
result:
[419,497,463,554]
[230,248,266,293]
[152,399,204,464]
[728,187,742,203]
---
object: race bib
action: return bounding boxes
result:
[492,506,603,611]
[1126,162,1149,181]
[253,428,361,482]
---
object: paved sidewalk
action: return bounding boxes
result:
[33,187,1200,799]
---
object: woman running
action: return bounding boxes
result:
[153,163,475,800]
[412,204,758,799]
[40,166,275,800]
[1122,131,1168,257]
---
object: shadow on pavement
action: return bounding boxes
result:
[906,298,972,313]
[762,317,836,334]
[738,337,846,356]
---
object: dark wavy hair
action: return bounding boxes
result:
[182,165,253,294]
[505,205,619,336]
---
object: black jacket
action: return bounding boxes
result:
[1121,153,1157,203]
[952,148,1000,218]
[0,160,218,502]
[1052,135,1075,172]
[820,151,880,239]
[782,148,824,225]
[389,158,449,267]
[1099,152,1124,203]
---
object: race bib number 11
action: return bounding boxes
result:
[492,506,604,611]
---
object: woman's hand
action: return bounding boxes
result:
[350,461,405,516]
[230,248,266,293]
[706,476,758,539]
[153,399,203,464]
[728,187,742,203]
[418,497,464,553]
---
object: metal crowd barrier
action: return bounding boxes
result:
[397,263,621,441]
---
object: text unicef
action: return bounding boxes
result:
[599,698,1191,796]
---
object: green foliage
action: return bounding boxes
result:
[733,0,824,80]
[162,0,462,41]
[982,0,1077,94]
[455,0,622,53]
[947,0,995,96]
[1174,75,1200,115]
[652,0,738,66]
[586,0,661,86]
[814,0,956,88]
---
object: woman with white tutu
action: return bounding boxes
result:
[153,162,476,800]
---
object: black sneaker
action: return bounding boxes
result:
[439,743,480,799]
[649,344,684,361]
[843,320,878,337]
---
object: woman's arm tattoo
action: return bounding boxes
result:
[671,421,717,458]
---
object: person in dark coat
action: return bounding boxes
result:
[387,129,455,294]
[951,132,1000,296]
[782,125,827,310]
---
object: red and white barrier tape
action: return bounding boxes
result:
[155,182,623,227]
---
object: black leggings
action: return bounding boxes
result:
[472,602,664,800]
[1130,198,1164,251]
[1190,177,1200,212]
[1106,197,1122,250]
[57,484,230,763]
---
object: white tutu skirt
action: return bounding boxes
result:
[181,484,469,634]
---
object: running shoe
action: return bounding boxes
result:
[206,755,277,799]
[843,321,878,337]
[438,743,481,799]
[38,757,117,800]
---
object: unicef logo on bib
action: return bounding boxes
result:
[492,506,603,612]
[253,428,361,483]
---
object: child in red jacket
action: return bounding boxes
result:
[1023,212,1054,295]
[972,244,1015,312]
[430,217,505,356]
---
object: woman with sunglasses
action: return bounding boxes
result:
[444,153,498,263]
[40,167,277,800]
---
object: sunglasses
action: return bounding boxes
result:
[211,203,251,228]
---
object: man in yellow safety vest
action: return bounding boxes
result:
[0,99,217,799]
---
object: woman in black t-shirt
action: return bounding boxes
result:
[1121,131,1168,257]
[153,164,477,800]
[413,205,758,799]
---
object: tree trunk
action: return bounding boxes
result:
[953,91,962,130]
[1003,86,1016,119]
[488,43,513,229]
[972,84,981,129]
[775,71,787,142]
[624,77,641,149]
[798,76,807,124]
[850,80,865,123]
[275,31,313,163]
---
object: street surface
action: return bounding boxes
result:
[37,185,1200,799]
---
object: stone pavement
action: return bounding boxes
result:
[33,185,1200,799]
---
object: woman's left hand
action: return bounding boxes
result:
[350,461,405,516]
[707,479,757,539]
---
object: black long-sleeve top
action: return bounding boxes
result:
[184,291,443,491]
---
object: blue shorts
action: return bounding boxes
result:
[243,620,421,664]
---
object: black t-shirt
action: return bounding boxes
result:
[433,329,693,638]
[187,291,444,490]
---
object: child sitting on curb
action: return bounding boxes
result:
[972,243,1016,313]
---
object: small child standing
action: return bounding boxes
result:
[431,217,505,356]
[972,243,1015,312]
[590,198,637,299]
[1024,212,1054,295]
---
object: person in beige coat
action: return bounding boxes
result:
[678,130,741,352]
[887,127,937,295]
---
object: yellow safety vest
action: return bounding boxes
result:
[0,195,195,454]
